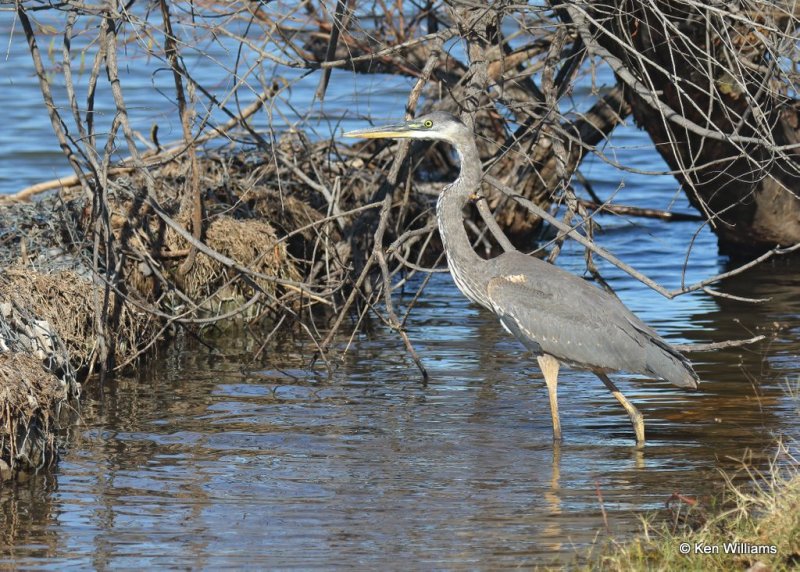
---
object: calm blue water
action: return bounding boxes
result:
[1,6,799,569]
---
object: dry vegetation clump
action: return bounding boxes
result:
[250,188,334,258]
[0,141,367,385]
[93,143,437,313]
[94,150,336,309]
[0,267,98,369]
[164,214,301,317]
[0,352,67,480]
[0,266,160,372]
[588,451,800,571]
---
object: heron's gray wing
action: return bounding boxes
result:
[624,315,695,373]
[484,253,664,373]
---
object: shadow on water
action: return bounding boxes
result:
[1,263,798,568]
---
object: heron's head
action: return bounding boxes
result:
[343,111,468,143]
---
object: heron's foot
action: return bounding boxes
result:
[595,372,646,447]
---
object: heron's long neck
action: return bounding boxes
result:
[436,135,488,306]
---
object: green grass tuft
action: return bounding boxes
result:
[585,442,799,571]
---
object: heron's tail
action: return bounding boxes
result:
[647,338,700,389]
[660,357,700,389]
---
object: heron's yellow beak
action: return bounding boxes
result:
[343,120,424,139]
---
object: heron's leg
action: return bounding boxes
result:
[537,354,562,442]
[595,372,645,445]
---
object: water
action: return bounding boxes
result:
[2,6,800,569]
[4,270,799,569]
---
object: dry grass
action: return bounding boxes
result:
[0,266,161,370]
[164,215,301,316]
[0,352,66,479]
[586,444,800,571]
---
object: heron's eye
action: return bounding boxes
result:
[423,119,433,128]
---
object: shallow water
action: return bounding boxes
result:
[2,6,800,569]
[2,263,799,569]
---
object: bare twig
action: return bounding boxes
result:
[486,175,800,299]
[578,199,704,222]
[673,335,765,353]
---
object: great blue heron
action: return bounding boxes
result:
[345,111,698,445]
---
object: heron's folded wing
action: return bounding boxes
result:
[486,273,644,371]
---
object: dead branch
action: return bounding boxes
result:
[578,200,705,222]
[673,335,766,352]
[486,174,800,300]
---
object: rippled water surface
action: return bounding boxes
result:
[2,7,800,570]
[2,264,799,569]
